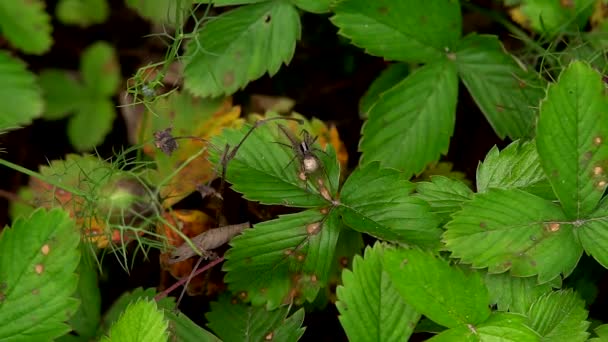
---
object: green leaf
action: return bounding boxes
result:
[66,259,101,339]
[126,0,192,26]
[0,0,52,54]
[477,139,552,197]
[590,324,608,341]
[68,98,116,151]
[99,288,175,335]
[484,273,553,314]
[336,243,420,342]
[429,312,540,341]
[576,199,608,268]
[360,60,458,178]
[210,120,340,208]
[527,290,590,342]
[81,41,120,97]
[339,162,442,248]
[291,0,330,13]
[195,0,269,5]
[0,208,80,341]
[164,311,221,342]
[206,295,305,341]
[359,63,409,118]
[0,52,44,130]
[38,69,83,120]
[536,61,608,219]
[414,175,473,224]
[454,34,546,139]
[184,1,301,97]
[330,0,461,63]
[444,188,583,283]
[223,209,342,308]
[520,0,594,35]
[101,299,168,342]
[383,247,491,328]
[56,0,109,27]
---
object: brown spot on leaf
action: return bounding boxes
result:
[41,244,50,255]
[594,136,603,145]
[0,292,4,302]
[496,105,505,113]
[594,166,603,176]
[518,80,527,88]
[583,151,593,161]
[560,0,574,8]
[32,289,40,295]
[503,261,512,268]
[598,180,607,188]
[319,207,329,215]
[311,274,318,283]
[238,291,248,300]
[378,6,388,14]
[546,222,560,232]
[400,259,409,268]
[479,222,487,228]
[35,264,44,274]
[296,253,306,262]
[530,260,537,267]
[223,71,235,87]
[339,256,349,268]
[284,249,293,256]
[306,222,321,235]
[265,332,274,340]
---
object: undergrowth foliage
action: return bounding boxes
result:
[2,0,608,341]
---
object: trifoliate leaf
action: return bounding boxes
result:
[453,34,546,139]
[429,312,540,341]
[336,243,420,342]
[0,51,43,130]
[126,0,191,26]
[206,295,305,341]
[38,69,83,120]
[210,119,340,208]
[0,0,52,54]
[484,272,553,314]
[383,247,490,328]
[56,0,109,27]
[360,60,458,178]
[81,41,120,97]
[223,210,342,309]
[330,0,461,63]
[101,299,168,342]
[359,63,409,118]
[0,208,80,341]
[184,1,300,97]
[444,188,583,283]
[576,199,608,268]
[67,259,101,340]
[68,98,116,151]
[291,0,330,13]
[537,61,608,219]
[527,290,590,342]
[339,162,441,249]
[477,139,552,198]
[414,175,473,224]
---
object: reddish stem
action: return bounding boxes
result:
[154,256,224,301]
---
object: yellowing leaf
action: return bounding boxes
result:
[139,91,244,207]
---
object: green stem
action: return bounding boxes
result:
[0,158,87,197]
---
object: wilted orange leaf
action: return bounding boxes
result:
[139,91,244,207]
[157,209,218,295]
